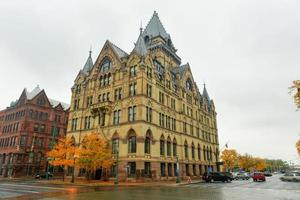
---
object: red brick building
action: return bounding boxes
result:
[0,86,69,177]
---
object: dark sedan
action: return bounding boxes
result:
[203,172,232,183]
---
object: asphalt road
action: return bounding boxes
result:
[46,175,300,200]
[0,175,299,200]
[0,180,82,199]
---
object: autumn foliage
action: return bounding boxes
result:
[47,133,113,180]
[296,140,300,156]
[221,149,269,172]
[221,149,238,171]
[77,133,113,178]
[47,135,76,167]
[289,81,300,157]
[289,80,300,109]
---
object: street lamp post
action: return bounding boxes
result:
[176,155,180,183]
[46,122,58,180]
[46,157,51,180]
[71,155,78,183]
[114,149,119,185]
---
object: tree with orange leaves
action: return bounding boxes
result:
[289,82,300,157]
[221,149,239,171]
[289,80,300,109]
[296,140,300,156]
[77,132,113,180]
[47,135,77,181]
[253,157,268,171]
[238,154,256,172]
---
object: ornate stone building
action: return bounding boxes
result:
[0,86,69,177]
[67,12,220,181]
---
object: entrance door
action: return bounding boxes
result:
[95,168,102,180]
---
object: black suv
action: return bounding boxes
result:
[202,172,232,183]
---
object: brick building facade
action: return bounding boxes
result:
[0,86,69,177]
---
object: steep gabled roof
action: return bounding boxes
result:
[25,85,42,100]
[171,64,189,78]
[9,85,70,110]
[143,11,170,40]
[49,98,70,110]
[109,41,128,58]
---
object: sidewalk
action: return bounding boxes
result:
[0,176,203,187]
[37,178,204,187]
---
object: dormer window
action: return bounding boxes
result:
[154,60,165,81]
[100,58,112,72]
[167,39,172,47]
[37,97,45,106]
[144,35,150,45]
[186,79,193,91]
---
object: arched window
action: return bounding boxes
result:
[112,136,119,154]
[104,74,108,86]
[203,146,206,160]
[100,76,104,87]
[154,60,165,81]
[167,137,171,156]
[210,147,213,161]
[128,134,136,153]
[144,131,151,154]
[100,58,112,72]
[186,78,193,91]
[191,143,195,159]
[207,147,210,161]
[198,144,201,160]
[108,74,112,85]
[173,138,177,156]
[184,141,188,159]
[160,135,165,156]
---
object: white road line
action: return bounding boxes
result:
[0,187,39,193]
[0,183,66,190]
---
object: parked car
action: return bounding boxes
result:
[235,172,250,180]
[220,172,234,181]
[202,172,232,183]
[232,172,239,179]
[35,172,53,179]
[280,172,300,182]
[263,172,273,177]
[252,172,266,182]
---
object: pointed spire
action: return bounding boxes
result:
[143,11,170,40]
[133,27,148,56]
[203,82,211,101]
[82,49,93,74]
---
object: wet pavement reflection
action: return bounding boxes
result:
[1,175,299,200]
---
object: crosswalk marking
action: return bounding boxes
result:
[0,186,39,193]
[0,183,67,190]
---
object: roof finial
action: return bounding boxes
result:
[140,21,143,34]
[89,45,92,57]
[153,10,158,16]
[203,81,206,88]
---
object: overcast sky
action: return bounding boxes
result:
[0,0,299,164]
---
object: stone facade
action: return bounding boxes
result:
[67,12,220,181]
[0,86,69,177]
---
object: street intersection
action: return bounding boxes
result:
[0,175,298,200]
